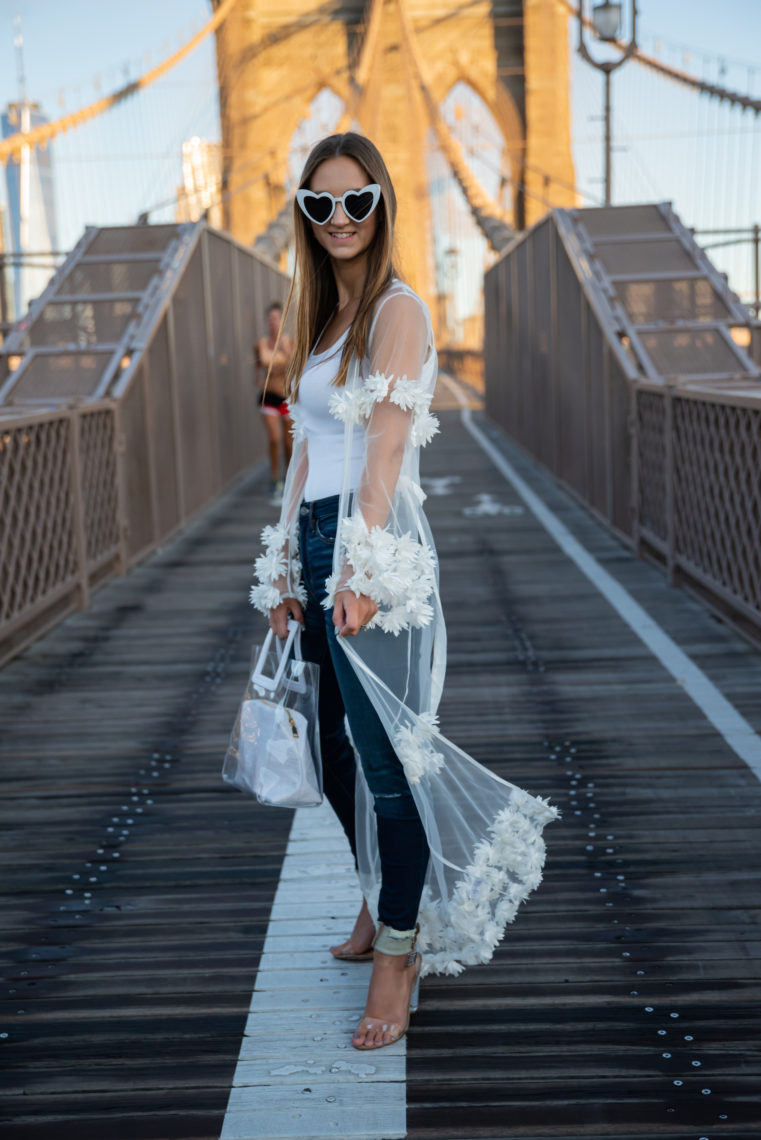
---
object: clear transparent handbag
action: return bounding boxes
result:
[222,620,323,807]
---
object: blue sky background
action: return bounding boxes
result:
[0,0,760,310]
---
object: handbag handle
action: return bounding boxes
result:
[252,618,303,692]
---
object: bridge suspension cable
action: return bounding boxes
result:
[0,0,239,167]
[630,51,761,115]
[1,0,577,255]
[568,5,761,309]
[566,2,761,114]
[8,0,755,316]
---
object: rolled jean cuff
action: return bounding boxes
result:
[373,923,418,956]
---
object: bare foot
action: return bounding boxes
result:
[351,949,421,1049]
[329,897,376,959]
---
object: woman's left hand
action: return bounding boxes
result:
[333,590,378,637]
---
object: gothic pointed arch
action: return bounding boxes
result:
[213,0,574,261]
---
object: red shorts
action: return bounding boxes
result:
[258,390,290,418]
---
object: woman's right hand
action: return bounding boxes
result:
[269,597,305,639]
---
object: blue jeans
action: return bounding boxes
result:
[298,494,429,931]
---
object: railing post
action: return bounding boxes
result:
[67,409,90,611]
[510,251,519,441]
[602,342,613,525]
[165,300,186,523]
[140,358,161,544]
[113,402,130,574]
[526,235,535,453]
[549,223,560,474]
[230,244,245,472]
[200,226,222,495]
[753,223,760,319]
[580,295,591,497]
[664,380,676,586]
[630,383,641,556]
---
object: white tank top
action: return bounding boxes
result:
[297,327,366,502]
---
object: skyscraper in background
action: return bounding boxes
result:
[175,137,222,229]
[1,101,59,322]
[0,199,11,331]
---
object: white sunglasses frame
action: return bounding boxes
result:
[296,183,382,226]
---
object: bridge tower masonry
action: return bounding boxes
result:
[212,0,576,319]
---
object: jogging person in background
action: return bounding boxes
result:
[255,301,294,504]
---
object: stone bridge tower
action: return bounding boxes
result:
[212,0,575,318]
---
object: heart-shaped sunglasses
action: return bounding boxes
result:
[296,183,381,226]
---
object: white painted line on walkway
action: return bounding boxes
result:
[441,374,761,783]
[220,801,406,1140]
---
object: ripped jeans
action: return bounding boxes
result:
[298,494,429,932]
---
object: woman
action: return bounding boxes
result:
[254,301,294,503]
[250,132,558,1052]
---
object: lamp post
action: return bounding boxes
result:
[577,2,638,206]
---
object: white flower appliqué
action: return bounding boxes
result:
[249,523,307,615]
[327,371,439,448]
[394,713,445,785]
[323,514,436,635]
[410,409,440,447]
[388,375,439,445]
[356,370,390,418]
[416,789,560,976]
[388,375,428,414]
[288,404,306,445]
[327,388,363,425]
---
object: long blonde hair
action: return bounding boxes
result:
[282,133,400,401]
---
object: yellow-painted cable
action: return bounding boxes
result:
[0,0,240,166]
[564,1,761,113]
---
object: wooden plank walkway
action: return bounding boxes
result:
[2,381,761,1139]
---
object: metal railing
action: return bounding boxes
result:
[483,213,637,542]
[484,204,761,641]
[0,404,120,660]
[0,224,288,665]
[635,382,761,635]
[693,224,760,319]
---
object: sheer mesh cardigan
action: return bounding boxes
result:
[250,281,558,976]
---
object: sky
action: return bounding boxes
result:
[0,0,216,256]
[568,2,761,306]
[0,0,760,311]
[0,1,212,109]
[1,1,758,106]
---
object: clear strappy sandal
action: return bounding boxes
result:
[351,923,422,1051]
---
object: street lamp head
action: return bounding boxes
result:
[592,1,622,41]
[578,0,637,207]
